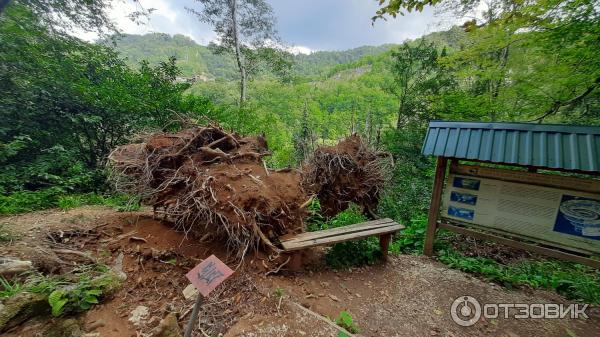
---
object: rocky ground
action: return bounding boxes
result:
[1,206,598,337]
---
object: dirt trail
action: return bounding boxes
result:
[258,256,600,337]
[1,207,599,337]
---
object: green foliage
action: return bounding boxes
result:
[9,265,121,316]
[326,238,382,269]
[0,189,140,214]
[105,33,237,79]
[0,4,218,204]
[305,199,326,232]
[110,34,398,80]
[386,40,450,127]
[48,290,69,316]
[374,0,439,20]
[6,0,118,34]
[335,311,359,334]
[0,277,23,298]
[0,187,65,214]
[378,127,435,225]
[46,278,105,316]
[305,203,382,268]
[438,249,600,304]
[326,205,369,230]
[389,215,428,254]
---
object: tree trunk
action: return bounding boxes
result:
[350,102,356,134]
[231,0,246,106]
[489,44,510,121]
[396,94,406,129]
[365,108,372,143]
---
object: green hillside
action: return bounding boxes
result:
[109,33,401,79]
[105,33,238,79]
[109,27,466,80]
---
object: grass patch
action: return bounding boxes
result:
[388,212,600,304]
[306,201,382,268]
[0,277,23,298]
[438,249,600,304]
[0,264,121,316]
[0,188,140,214]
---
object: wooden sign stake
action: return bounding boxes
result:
[184,294,204,337]
[183,255,234,337]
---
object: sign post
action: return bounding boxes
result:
[420,121,600,268]
[183,255,234,337]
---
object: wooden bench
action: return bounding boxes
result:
[279,218,404,267]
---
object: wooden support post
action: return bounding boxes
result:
[379,233,392,261]
[288,251,304,271]
[423,157,448,256]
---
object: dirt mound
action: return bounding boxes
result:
[108,125,307,258]
[301,134,391,217]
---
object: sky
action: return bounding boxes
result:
[77,0,458,53]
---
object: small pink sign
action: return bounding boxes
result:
[185,255,234,297]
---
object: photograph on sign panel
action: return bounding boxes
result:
[448,205,475,221]
[450,191,478,205]
[553,195,600,240]
[452,177,481,191]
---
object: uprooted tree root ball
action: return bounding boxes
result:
[108,125,389,259]
[108,125,307,258]
[301,134,392,217]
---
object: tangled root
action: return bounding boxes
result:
[300,134,392,217]
[108,125,306,259]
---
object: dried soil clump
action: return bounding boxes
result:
[108,125,307,257]
[301,134,391,217]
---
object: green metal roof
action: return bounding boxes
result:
[421,121,600,172]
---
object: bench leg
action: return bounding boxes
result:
[288,251,304,271]
[379,233,392,261]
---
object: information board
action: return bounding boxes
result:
[441,174,600,254]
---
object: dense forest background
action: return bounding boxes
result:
[2,0,599,218]
[1,0,599,217]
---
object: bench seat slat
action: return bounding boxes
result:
[281,223,404,251]
[285,218,395,242]
[284,222,399,244]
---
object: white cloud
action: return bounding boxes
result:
[72,0,215,44]
[288,45,313,55]
[69,0,456,50]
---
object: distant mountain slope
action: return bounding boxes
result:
[107,27,465,80]
[292,44,397,77]
[106,33,238,79]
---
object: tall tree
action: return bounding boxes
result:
[190,0,287,105]
[375,0,600,123]
[0,0,153,35]
[385,41,442,128]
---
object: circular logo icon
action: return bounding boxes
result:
[451,296,481,326]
